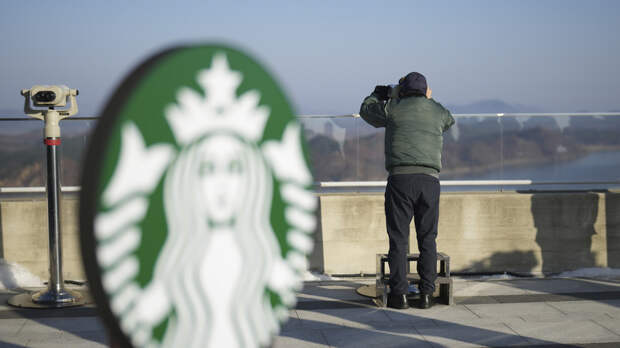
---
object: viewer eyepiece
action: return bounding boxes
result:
[34,91,57,103]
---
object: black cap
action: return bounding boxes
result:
[399,72,427,97]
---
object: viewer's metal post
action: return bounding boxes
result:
[47,140,63,295]
[8,86,86,308]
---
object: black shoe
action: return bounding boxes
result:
[419,294,433,309]
[387,293,409,309]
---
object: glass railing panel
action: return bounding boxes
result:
[441,116,503,180]
[355,117,389,181]
[561,114,620,182]
[0,118,98,187]
[1,113,619,190]
[0,119,45,187]
[500,114,620,182]
[299,116,360,182]
[59,119,98,186]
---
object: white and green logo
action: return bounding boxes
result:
[80,45,316,348]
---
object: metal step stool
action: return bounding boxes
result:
[357,252,453,307]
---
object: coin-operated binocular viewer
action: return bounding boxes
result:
[8,85,86,308]
[22,85,79,138]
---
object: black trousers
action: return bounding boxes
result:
[385,174,440,295]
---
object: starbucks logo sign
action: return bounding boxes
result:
[80,46,316,348]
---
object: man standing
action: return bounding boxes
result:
[359,72,454,309]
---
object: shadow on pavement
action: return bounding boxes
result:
[0,298,105,346]
[284,305,575,347]
[488,277,620,309]
[286,281,591,348]
[25,316,107,345]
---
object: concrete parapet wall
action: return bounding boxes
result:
[0,191,618,281]
[0,195,84,281]
[312,191,620,275]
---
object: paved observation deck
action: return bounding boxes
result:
[2,276,620,347]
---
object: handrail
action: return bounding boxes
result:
[0,116,100,121]
[319,180,620,188]
[2,112,620,120]
[2,180,619,194]
[0,186,81,193]
[453,112,620,117]
[319,112,620,118]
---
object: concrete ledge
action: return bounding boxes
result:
[311,190,620,275]
[1,190,618,280]
[0,194,83,281]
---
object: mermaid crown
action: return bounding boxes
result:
[165,54,270,145]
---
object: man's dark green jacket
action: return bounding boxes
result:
[360,92,455,175]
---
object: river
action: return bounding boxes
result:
[442,150,620,191]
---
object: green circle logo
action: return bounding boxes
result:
[80,45,316,348]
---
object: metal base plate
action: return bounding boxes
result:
[8,289,88,309]
[356,284,378,298]
[356,284,421,298]
[357,284,422,308]
[356,285,385,307]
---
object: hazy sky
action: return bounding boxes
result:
[1,0,619,115]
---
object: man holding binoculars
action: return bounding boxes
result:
[360,72,454,309]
